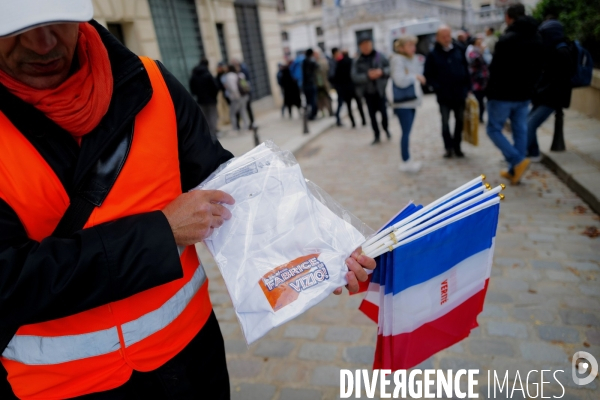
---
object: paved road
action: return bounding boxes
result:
[196,94,600,400]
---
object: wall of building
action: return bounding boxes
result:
[258,0,285,108]
[93,0,161,60]
[94,0,282,112]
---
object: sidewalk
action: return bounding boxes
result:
[217,108,340,157]
[537,109,600,214]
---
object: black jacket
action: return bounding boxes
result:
[0,19,232,377]
[351,50,390,98]
[533,20,574,109]
[424,41,471,104]
[486,16,544,101]
[302,57,318,88]
[331,55,356,97]
[189,65,220,105]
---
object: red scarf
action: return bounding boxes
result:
[0,23,113,139]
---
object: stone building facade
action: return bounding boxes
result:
[93,0,283,110]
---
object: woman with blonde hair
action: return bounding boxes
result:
[389,35,426,172]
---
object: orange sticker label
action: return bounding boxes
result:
[259,254,330,312]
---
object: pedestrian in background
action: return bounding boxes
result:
[466,35,489,123]
[281,61,302,118]
[222,65,250,132]
[216,61,232,128]
[528,17,575,162]
[484,27,498,55]
[302,48,320,120]
[485,3,544,184]
[424,25,471,158]
[332,48,365,128]
[352,35,391,145]
[314,49,333,117]
[190,58,220,142]
[231,58,255,128]
[277,62,286,117]
[390,36,426,173]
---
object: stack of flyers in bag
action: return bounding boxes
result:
[357,176,505,370]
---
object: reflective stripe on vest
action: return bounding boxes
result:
[2,265,207,365]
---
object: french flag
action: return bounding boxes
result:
[360,199,499,371]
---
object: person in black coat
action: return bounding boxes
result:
[302,48,320,120]
[485,3,544,185]
[331,49,366,128]
[281,61,302,118]
[190,59,220,141]
[527,18,575,160]
[424,25,472,158]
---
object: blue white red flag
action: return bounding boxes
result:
[359,186,500,371]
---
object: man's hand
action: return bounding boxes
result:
[416,74,426,85]
[162,190,235,246]
[333,247,376,295]
[367,68,383,80]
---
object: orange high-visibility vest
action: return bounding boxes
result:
[0,57,213,400]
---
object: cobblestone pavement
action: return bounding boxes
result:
[196,94,600,400]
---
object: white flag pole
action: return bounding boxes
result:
[361,175,486,250]
[362,182,499,255]
[366,189,504,258]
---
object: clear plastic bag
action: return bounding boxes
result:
[195,141,373,343]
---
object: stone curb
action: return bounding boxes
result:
[541,151,600,215]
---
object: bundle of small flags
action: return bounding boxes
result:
[358,176,504,371]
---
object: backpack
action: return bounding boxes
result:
[238,73,251,95]
[557,40,593,88]
[290,56,304,87]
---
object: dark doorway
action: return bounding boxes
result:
[234,0,271,101]
[148,0,205,90]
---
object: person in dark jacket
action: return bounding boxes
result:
[302,48,320,120]
[281,61,302,118]
[485,3,544,184]
[332,48,366,127]
[190,58,220,141]
[527,18,575,161]
[351,35,391,144]
[0,4,377,399]
[424,25,471,158]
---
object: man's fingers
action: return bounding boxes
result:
[346,257,368,282]
[333,287,343,295]
[356,254,376,270]
[210,203,232,220]
[211,216,225,229]
[208,190,235,205]
[345,271,359,293]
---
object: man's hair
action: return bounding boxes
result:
[487,27,495,34]
[506,3,526,20]
[200,58,209,67]
[331,47,339,56]
[305,48,313,57]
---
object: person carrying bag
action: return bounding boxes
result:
[387,36,426,172]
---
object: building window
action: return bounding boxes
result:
[277,0,285,13]
[316,26,323,37]
[281,31,289,42]
[318,42,325,53]
[216,23,229,63]
[312,0,323,7]
[355,28,373,48]
[107,23,125,45]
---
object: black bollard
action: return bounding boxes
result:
[303,106,309,135]
[253,126,260,147]
[550,108,566,151]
